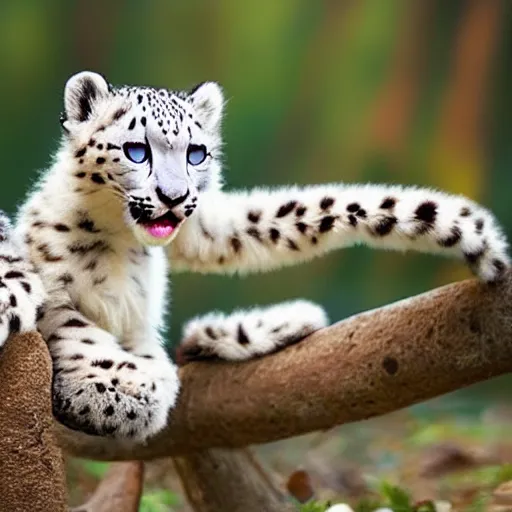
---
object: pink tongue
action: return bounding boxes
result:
[145,223,176,238]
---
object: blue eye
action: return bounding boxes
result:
[187,144,207,166]
[123,142,150,164]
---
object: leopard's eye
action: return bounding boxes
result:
[187,144,207,166]
[123,142,150,164]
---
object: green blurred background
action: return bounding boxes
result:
[1,0,511,413]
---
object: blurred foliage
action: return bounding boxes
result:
[3,1,512,508]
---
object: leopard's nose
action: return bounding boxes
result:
[155,187,189,209]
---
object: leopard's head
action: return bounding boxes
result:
[61,71,224,246]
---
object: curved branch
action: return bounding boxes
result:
[58,271,512,460]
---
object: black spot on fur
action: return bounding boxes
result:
[112,108,127,121]
[75,172,86,178]
[95,383,106,393]
[127,410,137,420]
[231,237,242,253]
[237,324,250,345]
[69,240,109,254]
[269,228,280,243]
[92,360,114,369]
[311,236,318,244]
[248,211,261,223]
[58,273,73,284]
[54,223,70,232]
[295,206,307,217]
[205,327,217,339]
[320,197,335,210]
[9,315,20,333]
[95,157,106,165]
[91,173,105,184]
[356,209,367,218]
[96,143,103,150]
[75,147,87,158]
[475,219,484,234]
[460,207,471,217]
[415,201,437,224]
[104,405,114,416]
[5,271,23,279]
[374,216,397,236]
[69,354,84,360]
[79,406,90,415]
[247,227,262,241]
[141,116,147,127]
[287,239,300,251]
[438,226,462,247]
[319,216,336,233]
[107,143,120,151]
[348,214,357,227]
[9,294,16,307]
[347,203,360,213]
[380,197,396,209]
[88,138,96,147]
[20,282,31,293]
[63,318,88,328]
[128,117,136,130]
[276,201,297,218]
[296,222,308,234]
[78,218,100,233]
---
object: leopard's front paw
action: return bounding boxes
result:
[52,356,179,441]
[179,300,328,363]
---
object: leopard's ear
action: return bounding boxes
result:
[187,82,224,133]
[62,71,110,129]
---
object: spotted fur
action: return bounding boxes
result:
[179,300,328,363]
[7,70,510,441]
[170,185,509,283]
[0,211,45,348]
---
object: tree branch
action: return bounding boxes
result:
[0,333,67,511]
[173,448,293,512]
[55,270,512,460]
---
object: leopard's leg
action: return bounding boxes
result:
[179,299,328,363]
[40,302,179,441]
[0,211,46,348]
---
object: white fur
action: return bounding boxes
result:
[181,300,328,361]
[169,185,509,282]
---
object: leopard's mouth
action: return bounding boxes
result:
[141,210,183,239]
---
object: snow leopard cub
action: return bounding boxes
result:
[10,71,509,440]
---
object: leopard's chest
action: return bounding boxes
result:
[67,251,151,339]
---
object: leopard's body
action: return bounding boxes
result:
[0,71,507,440]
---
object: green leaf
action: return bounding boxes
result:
[379,481,413,512]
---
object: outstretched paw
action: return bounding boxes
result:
[52,350,179,441]
[179,299,328,364]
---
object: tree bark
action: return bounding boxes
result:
[173,448,293,512]
[57,270,512,461]
[0,333,67,512]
